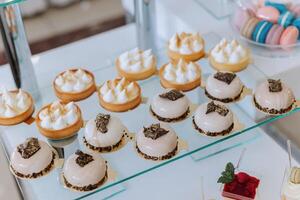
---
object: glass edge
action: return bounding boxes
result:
[0,0,24,7]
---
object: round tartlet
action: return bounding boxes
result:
[205,71,244,103]
[53,68,96,103]
[83,113,127,152]
[10,138,56,179]
[209,39,251,72]
[150,90,190,122]
[167,32,205,62]
[193,101,234,137]
[98,77,142,112]
[116,48,157,81]
[254,79,295,115]
[63,150,107,192]
[36,101,83,140]
[136,123,178,161]
[159,59,201,91]
[0,89,34,126]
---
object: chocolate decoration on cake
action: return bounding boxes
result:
[268,79,282,93]
[143,123,169,140]
[206,101,229,116]
[159,90,184,101]
[95,113,110,133]
[17,138,41,159]
[75,150,94,167]
[214,72,236,85]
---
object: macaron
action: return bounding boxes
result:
[257,6,280,23]
[233,8,251,31]
[280,26,299,46]
[241,17,260,39]
[266,24,284,45]
[290,4,300,17]
[292,17,300,33]
[278,11,294,28]
[265,1,288,13]
[252,20,273,43]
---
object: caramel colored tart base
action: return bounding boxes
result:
[53,69,96,103]
[209,53,250,72]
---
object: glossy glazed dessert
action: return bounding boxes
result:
[0,88,34,126]
[168,32,205,62]
[150,90,190,122]
[84,113,127,152]
[136,123,178,161]
[209,39,250,72]
[218,162,260,200]
[254,79,295,115]
[281,167,300,200]
[205,71,244,103]
[193,101,234,136]
[63,150,107,192]
[53,69,96,102]
[116,48,157,81]
[10,138,56,179]
[98,77,142,112]
[36,101,83,140]
[159,59,201,91]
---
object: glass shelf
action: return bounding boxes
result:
[194,0,235,19]
[0,0,24,7]
[0,32,299,200]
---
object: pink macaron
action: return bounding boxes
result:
[266,24,284,45]
[233,8,251,31]
[280,26,299,46]
[290,4,300,17]
[256,6,280,23]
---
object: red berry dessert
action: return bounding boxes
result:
[218,162,260,200]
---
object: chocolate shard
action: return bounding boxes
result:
[95,113,110,133]
[17,138,41,159]
[214,72,236,85]
[159,90,184,101]
[143,123,169,140]
[268,79,282,93]
[75,150,94,167]
[206,101,229,116]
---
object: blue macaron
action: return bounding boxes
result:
[252,20,273,43]
[292,17,300,38]
[265,1,288,13]
[278,11,295,28]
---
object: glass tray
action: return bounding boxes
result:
[0,0,24,7]
[0,32,299,200]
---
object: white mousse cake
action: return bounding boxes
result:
[254,79,295,115]
[136,123,178,161]
[63,150,107,191]
[10,138,56,179]
[150,90,190,122]
[205,71,244,103]
[193,101,234,136]
[282,167,300,200]
[84,113,127,152]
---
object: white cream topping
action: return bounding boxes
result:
[162,59,201,84]
[194,102,234,133]
[39,101,79,130]
[10,140,53,176]
[118,48,155,73]
[206,72,244,100]
[99,78,140,104]
[84,115,125,148]
[136,123,178,158]
[63,152,106,187]
[0,88,31,118]
[55,69,93,93]
[282,169,300,200]
[169,32,204,54]
[211,39,247,64]
[254,80,295,111]
[151,91,189,119]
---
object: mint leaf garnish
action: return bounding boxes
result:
[217,162,235,184]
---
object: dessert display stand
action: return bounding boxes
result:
[195,0,235,19]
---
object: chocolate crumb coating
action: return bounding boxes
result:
[95,113,110,133]
[206,101,229,116]
[214,72,236,85]
[83,135,124,153]
[75,150,94,167]
[268,79,282,93]
[254,96,294,115]
[143,124,169,140]
[159,90,184,101]
[150,107,190,122]
[17,138,41,159]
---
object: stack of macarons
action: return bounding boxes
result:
[233,1,300,46]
